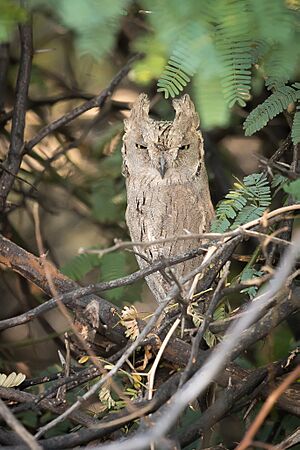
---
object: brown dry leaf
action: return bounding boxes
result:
[136,344,153,371]
[120,305,140,340]
[99,385,116,410]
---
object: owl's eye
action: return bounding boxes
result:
[136,143,147,150]
[179,144,190,150]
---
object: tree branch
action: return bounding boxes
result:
[0,21,33,212]
[25,54,142,152]
[0,398,41,450]
[77,235,299,450]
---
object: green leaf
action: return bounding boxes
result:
[0,0,27,42]
[62,253,101,280]
[62,251,136,302]
[51,0,130,58]
[90,178,124,224]
[193,72,230,129]
[271,174,288,189]
[211,172,271,232]
[291,104,300,145]
[283,179,300,201]
[98,253,127,301]
[244,86,300,136]
[240,266,264,299]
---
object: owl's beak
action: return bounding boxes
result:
[158,155,167,178]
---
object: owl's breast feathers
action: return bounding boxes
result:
[125,176,214,301]
[126,176,214,258]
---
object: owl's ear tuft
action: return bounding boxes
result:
[172,94,200,130]
[124,94,150,131]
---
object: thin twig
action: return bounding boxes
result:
[0,398,42,450]
[25,54,142,152]
[0,206,298,333]
[34,237,237,438]
[275,426,300,450]
[236,365,300,450]
[79,204,300,257]
[34,300,167,439]
[147,318,181,401]
[0,386,97,427]
[31,203,133,418]
[0,236,206,331]
[179,262,230,387]
[83,234,300,450]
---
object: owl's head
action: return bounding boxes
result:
[122,94,204,184]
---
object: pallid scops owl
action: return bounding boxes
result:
[121,94,214,303]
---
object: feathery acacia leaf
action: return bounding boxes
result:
[211,173,271,232]
[243,86,300,136]
[292,104,300,145]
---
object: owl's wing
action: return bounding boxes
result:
[121,144,130,177]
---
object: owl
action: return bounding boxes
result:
[121,94,214,303]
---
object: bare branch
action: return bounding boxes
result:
[179,262,230,387]
[237,365,300,450]
[0,386,98,428]
[79,204,300,257]
[0,20,33,212]
[0,398,41,450]
[25,54,142,152]
[275,426,300,450]
[83,234,300,450]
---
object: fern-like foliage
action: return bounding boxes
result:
[217,40,252,108]
[292,103,300,144]
[193,72,229,128]
[243,85,300,136]
[157,1,253,108]
[157,46,196,98]
[211,172,271,232]
[263,44,299,91]
[271,173,288,196]
[283,179,300,202]
[240,266,264,299]
[62,251,133,301]
[62,253,101,281]
[151,0,300,130]
[18,0,299,132]
[216,1,253,108]
[157,20,217,99]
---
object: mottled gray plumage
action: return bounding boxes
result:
[121,94,214,303]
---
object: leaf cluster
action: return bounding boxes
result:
[211,172,271,232]
[148,0,300,133]
[211,173,271,233]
